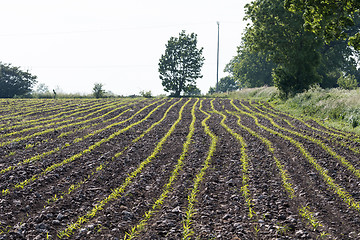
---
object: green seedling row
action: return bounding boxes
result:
[0,100,145,175]
[0,99,117,136]
[231,100,360,213]
[182,99,219,240]
[210,101,255,218]
[227,100,329,237]
[56,99,191,239]
[0,99,101,131]
[45,98,183,206]
[1,99,166,194]
[253,101,360,155]
[124,99,198,240]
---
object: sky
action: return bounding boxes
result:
[0,0,250,96]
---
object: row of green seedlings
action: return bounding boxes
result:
[45,98,183,206]
[0,98,109,133]
[1,99,166,196]
[182,99,219,240]
[239,101,360,180]
[0,99,147,176]
[0,99,130,140]
[0,99,115,143]
[0,99,59,122]
[57,99,142,139]
[0,99,183,239]
[56,99,192,239]
[0,98,45,112]
[247,100,297,129]
[252,101,360,154]
[231,100,360,216]
[0,99,98,129]
[210,101,255,218]
[123,99,198,239]
[227,100,329,237]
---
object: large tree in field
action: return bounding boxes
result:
[285,0,360,50]
[0,62,37,98]
[159,31,204,97]
[244,0,322,98]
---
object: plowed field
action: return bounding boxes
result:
[0,98,359,240]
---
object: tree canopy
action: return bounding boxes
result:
[158,31,204,97]
[230,0,359,98]
[93,83,105,98]
[0,62,37,98]
[244,0,323,98]
[225,40,275,88]
[285,0,360,50]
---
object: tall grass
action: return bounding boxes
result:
[217,86,360,135]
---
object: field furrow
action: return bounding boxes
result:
[0,98,359,240]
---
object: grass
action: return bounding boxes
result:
[213,86,360,135]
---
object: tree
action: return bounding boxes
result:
[244,0,322,98]
[226,40,275,88]
[0,62,37,98]
[93,83,105,98]
[36,83,50,94]
[184,85,201,96]
[217,76,239,92]
[159,31,205,97]
[285,0,360,50]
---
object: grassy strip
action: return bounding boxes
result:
[231,100,360,213]
[259,100,360,144]
[0,100,141,175]
[251,101,360,154]
[238,101,360,180]
[123,99,198,240]
[182,99,219,240]
[257,101,360,155]
[210,101,256,217]
[45,98,183,205]
[56,99,191,239]
[1,99,165,195]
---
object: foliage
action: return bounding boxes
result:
[226,42,275,88]
[93,83,105,98]
[207,76,239,94]
[207,87,216,95]
[317,36,360,88]
[285,0,360,50]
[139,90,153,98]
[0,62,37,98]
[244,0,322,98]
[35,83,50,94]
[158,30,204,97]
[337,74,358,90]
[217,76,239,92]
[184,85,201,96]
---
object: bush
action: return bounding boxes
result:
[139,90,152,98]
[337,74,358,90]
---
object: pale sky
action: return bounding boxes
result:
[0,0,250,96]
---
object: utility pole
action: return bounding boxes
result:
[216,21,220,92]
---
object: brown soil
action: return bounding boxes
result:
[0,98,359,240]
